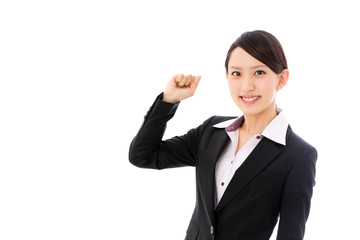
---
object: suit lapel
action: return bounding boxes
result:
[199,128,230,225]
[215,137,284,213]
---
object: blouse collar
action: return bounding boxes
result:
[213,108,288,146]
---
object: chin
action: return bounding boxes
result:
[236,103,265,116]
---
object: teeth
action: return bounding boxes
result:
[242,96,259,102]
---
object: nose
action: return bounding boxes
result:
[241,75,255,92]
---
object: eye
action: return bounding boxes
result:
[231,71,240,76]
[255,70,266,75]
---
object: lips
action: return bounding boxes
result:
[240,96,260,104]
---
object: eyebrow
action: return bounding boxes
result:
[230,64,268,70]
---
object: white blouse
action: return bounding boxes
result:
[212,109,289,206]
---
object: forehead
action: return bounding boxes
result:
[228,47,265,68]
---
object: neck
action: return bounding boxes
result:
[241,105,277,135]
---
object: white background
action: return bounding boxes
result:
[1,0,359,239]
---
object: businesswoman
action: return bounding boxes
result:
[129,30,317,240]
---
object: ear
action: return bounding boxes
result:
[276,69,289,90]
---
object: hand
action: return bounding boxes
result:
[163,74,201,103]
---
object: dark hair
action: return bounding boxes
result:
[225,30,288,74]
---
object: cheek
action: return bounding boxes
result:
[227,81,239,95]
[227,78,239,89]
[259,79,277,95]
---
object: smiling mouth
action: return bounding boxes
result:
[240,96,260,104]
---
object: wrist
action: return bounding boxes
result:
[162,93,180,104]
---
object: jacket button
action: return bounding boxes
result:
[210,226,214,235]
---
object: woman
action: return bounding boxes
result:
[129,30,317,240]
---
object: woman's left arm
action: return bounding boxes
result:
[276,146,318,240]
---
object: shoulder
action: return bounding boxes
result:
[286,126,317,159]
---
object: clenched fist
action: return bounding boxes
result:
[162,74,201,103]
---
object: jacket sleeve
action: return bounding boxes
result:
[129,93,211,170]
[276,146,317,240]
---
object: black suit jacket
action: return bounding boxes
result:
[129,94,317,240]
